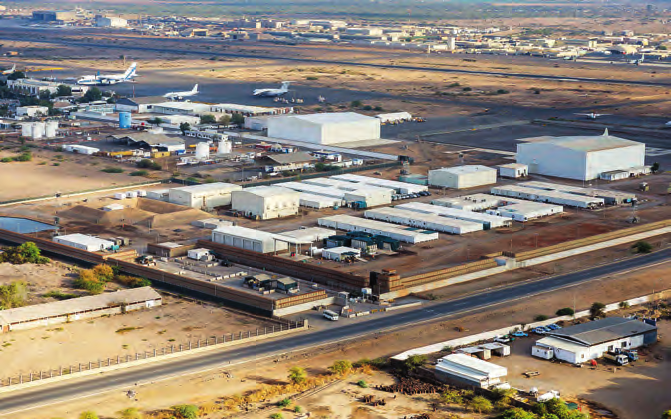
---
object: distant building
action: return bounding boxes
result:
[96,16,128,28]
[114,96,167,113]
[516,132,646,181]
[267,112,380,145]
[181,28,208,37]
[7,79,87,97]
[231,186,300,220]
[429,165,498,189]
[168,183,242,210]
[32,10,77,22]
[16,106,49,117]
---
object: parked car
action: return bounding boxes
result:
[494,335,515,343]
[512,331,529,337]
[547,324,562,330]
[533,327,548,335]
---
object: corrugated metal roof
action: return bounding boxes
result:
[520,135,642,152]
[291,112,376,125]
[0,287,161,325]
[548,317,656,346]
[266,152,316,165]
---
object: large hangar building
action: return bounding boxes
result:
[266,112,381,145]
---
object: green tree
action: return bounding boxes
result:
[172,404,199,419]
[469,396,493,413]
[231,113,245,126]
[288,366,307,384]
[498,407,537,419]
[179,122,191,135]
[590,302,607,319]
[402,354,427,373]
[218,114,232,125]
[662,410,671,419]
[79,412,99,419]
[93,264,115,282]
[294,406,303,413]
[350,100,362,108]
[39,89,51,100]
[556,307,575,316]
[277,398,291,407]
[118,407,143,419]
[7,71,26,80]
[328,360,353,376]
[633,241,653,254]
[440,389,463,405]
[200,114,216,124]
[56,84,73,96]
[83,87,103,102]
[0,281,27,309]
[0,242,49,264]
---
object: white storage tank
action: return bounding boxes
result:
[45,121,59,138]
[21,123,32,137]
[217,139,232,155]
[195,142,210,160]
[31,122,46,139]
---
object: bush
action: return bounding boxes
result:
[288,366,306,384]
[469,396,493,413]
[137,159,162,170]
[350,100,363,108]
[306,76,319,80]
[200,114,216,124]
[362,105,373,111]
[402,354,427,373]
[0,281,27,309]
[270,414,283,419]
[496,89,510,94]
[101,167,124,173]
[329,360,353,376]
[590,302,606,319]
[172,404,199,419]
[463,87,472,91]
[294,406,303,413]
[440,389,463,405]
[277,398,291,407]
[93,264,115,282]
[79,412,99,419]
[619,301,630,309]
[556,307,575,316]
[498,407,537,419]
[44,290,79,300]
[0,242,50,265]
[632,241,653,254]
[534,314,549,321]
[357,380,368,388]
[130,170,149,177]
[73,270,106,294]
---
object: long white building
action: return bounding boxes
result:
[318,214,439,243]
[211,225,289,253]
[395,202,512,229]
[330,174,428,194]
[231,186,300,220]
[267,112,381,145]
[168,183,243,210]
[364,207,483,235]
[491,184,604,209]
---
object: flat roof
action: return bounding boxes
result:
[280,227,336,242]
[0,287,161,325]
[266,152,316,165]
[498,163,528,169]
[520,134,643,153]
[535,336,587,353]
[110,132,185,147]
[548,317,657,346]
[54,233,115,247]
[240,185,300,198]
[290,112,377,125]
[365,207,483,231]
[213,225,285,243]
[438,353,507,378]
[171,182,241,194]
[431,165,497,175]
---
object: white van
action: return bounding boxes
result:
[323,310,339,321]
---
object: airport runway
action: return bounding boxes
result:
[0,34,670,88]
[0,249,669,415]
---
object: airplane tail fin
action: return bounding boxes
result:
[124,62,137,80]
[280,81,292,90]
[10,64,15,72]
[192,84,199,94]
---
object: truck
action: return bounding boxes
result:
[135,255,156,266]
[615,348,639,361]
[603,351,629,366]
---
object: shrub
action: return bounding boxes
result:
[277,398,291,407]
[469,396,493,413]
[440,389,463,405]
[0,242,50,264]
[329,360,353,376]
[93,264,115,282]
[556,307,575,316]
[534,314,549,321]
[496,89,510,94]
[306,76,319,80]
[350,100,363,108]
[79,412,99,419]
[402,354,427,373]
[632,241,653,254]
[101,167,124,173]
[270,414,283,419]
[44,290,79,300]
[288,366,307,384]
[130,170,149,177]
[172,404,199,419]
[73,269,105,294]
[498,407,537,419]
[362,105,373,111]
[463,87,472,91]
[200,114,216,124]
[357,380,368,388]
[118,407,143,419]
[590,302,606,319]
[136,159,162,170]
[619,301,630,309]
[0,281,27,309]
[294,406,303,413]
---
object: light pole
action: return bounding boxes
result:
[534,233,539,249]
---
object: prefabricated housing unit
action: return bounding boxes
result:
[428,165,498,189]
[146,189,170,202]
[298,193,344,209]
[364,207,483,235]
[211,225,289,253]
[231,186,300,220]
[318,214,439,243]
[520,181,637,205]
[322,246,361,261]
[532,317,657,364]
[498,163,528,179]
[330,174,428,194]
[53,234,115,252]
[491,185,604,209]
[435,353,508,388]
[432,194,503,212]
[395,202,512,229]
[277,182,347,200]
[487,202,564,222]
[168,182,243,210]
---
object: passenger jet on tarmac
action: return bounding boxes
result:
[163,84,199,101]
[575,112,611,119]
[253,81,292,97]
[77,62,137,86]
[1,64,16,75]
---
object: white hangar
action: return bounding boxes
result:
[266,112,381,145]
[516,132,646,181]
[231,186,300,220]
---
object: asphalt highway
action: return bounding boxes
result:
[0,248,669,415]
[0,35,670,88]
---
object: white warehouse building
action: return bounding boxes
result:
[516,133,646,181]
[428,165,498,189]
[266,112,381,145]
[212,226,289,253]
[231,186,300,220]
[168,183,243,210]
[53,234,115,252]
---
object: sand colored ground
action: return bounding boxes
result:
[12,258,670,419]
[0,148,159,202]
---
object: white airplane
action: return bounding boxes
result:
[665,121,671,127]
[163,84,199,100]
[1,64,16,75]
[575,112,611,119]
[77,62,137,86]
[628,54,645,65]
[253,81,292,97]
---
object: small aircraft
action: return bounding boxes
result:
[77,62,137,86]
[575,112,610,119]
[628,54,645,65]
[253,81,292,97]
[1,64,16,75]
[163,84,199,100]
[665,121,671,127]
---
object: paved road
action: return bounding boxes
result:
[0,249,669,415]
[0,35,670,88]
